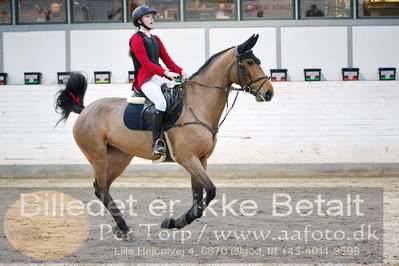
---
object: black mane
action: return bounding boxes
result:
[190,46,235,79]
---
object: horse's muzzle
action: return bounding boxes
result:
[257,90,274,102]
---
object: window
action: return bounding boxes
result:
[0,0,11,24]
[128,0,180,22]
[299,0,351,18]
[358,0,399,17]
[72,0,122,22]
[17,0,66,23]
[242,0,293,19]
[185,0,236,20]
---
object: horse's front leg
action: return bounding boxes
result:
[161,157,215,229]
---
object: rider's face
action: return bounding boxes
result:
[140,13,155,29]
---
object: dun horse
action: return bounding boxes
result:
[55,34,274,240]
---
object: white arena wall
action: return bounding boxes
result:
[1,81,398,174]
[2,25,399,84]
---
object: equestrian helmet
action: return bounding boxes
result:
[132,5,157,27]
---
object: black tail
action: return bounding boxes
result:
[55,72,88,126]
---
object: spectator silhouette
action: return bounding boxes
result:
[35,2,64,22]
[49,2,64,21]
[306,4,325,17]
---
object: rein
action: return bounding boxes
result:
[170,47,270,135]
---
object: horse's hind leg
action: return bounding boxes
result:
[90,145,134,240]
[104,144,134,187]
[161,157,214,229]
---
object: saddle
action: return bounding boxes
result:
[127,80,183,129]
[123,80,184,163]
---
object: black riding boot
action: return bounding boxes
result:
[152,110,166,156]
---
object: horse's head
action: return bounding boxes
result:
[230,34,274,102]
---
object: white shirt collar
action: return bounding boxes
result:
[139,28,152,37]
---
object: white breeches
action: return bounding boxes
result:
[141,75,168,112]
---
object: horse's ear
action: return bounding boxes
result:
[237,34,259,54]
[252,34,259,47]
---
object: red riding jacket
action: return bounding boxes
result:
[129,32,182,90]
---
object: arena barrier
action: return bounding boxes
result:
[1,81,398,175]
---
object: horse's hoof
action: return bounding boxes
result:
[161,218,176,229]
[113,226,135,242]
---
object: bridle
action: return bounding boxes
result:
[235,49,271,102]
[184,47,270,97]
[170,47,271,135]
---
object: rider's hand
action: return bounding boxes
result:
[182,70,191,79]
[164,70,179,80]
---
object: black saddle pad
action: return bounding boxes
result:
[123,101,183,131]
[123,103,148,130]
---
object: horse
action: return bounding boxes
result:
[55,34,274,240]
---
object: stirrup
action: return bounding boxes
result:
[152,139,166,156]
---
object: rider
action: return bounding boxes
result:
[129,5,189,156]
